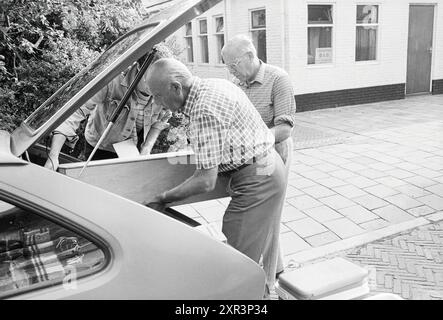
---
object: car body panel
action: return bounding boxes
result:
[0,158,265,299]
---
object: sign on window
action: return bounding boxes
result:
[315,47,332,64]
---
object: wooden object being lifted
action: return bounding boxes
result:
[58,150,229,206]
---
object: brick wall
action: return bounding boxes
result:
[432,80,443,95]
[295,84,405,112]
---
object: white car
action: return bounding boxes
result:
[0,0,265,299]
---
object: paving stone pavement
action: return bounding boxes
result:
[343,220,443,300]
[274,220,443,300]
[172,94,443,298]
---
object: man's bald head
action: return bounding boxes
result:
[145,58,193,112]
[146,58,192,90]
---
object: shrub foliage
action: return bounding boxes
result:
[0,0,187,154]
[0,0,145,132]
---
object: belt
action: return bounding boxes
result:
[219,150,271,176]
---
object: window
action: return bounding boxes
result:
[184,22,194,63]
[250,9,267,62]
[214,16,225,64]
[356,5,378,61]
[198,19,209,63]
[0,200,106,297]
[307,4,333,64]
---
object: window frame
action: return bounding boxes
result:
[306,3,335,67]
[0,192,110,299]
[355,3,380,63]
[197,18,209,64]
[184,21,195,64]
[249,7,267,63]
[213,15,225,65]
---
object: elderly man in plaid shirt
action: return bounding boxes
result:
[144,58,286,296]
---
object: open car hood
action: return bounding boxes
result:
[10,0,222,157]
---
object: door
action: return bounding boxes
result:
[406,5,434,94]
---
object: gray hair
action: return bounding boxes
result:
[146,58,193,89]
[221,34,257,58]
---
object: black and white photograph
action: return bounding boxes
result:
[0,0,442,307]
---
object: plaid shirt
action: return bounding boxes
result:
[235,61,296,128]
[182,77,275,172]
[134,90,152,134]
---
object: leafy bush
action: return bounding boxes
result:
[0,0,188,154]
[152,112,190,154]
[0,0,145,132]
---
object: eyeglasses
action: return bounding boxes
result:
[224,55,245,70]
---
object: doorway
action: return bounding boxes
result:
[406,5,435,94]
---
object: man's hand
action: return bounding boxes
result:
[143,193,167,211]
[151,109,172,131]
[275,140,289,165]
[44,154,59,171]
[144,201,166,212]
[140,109,173,155]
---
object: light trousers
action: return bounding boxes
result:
[222,149,286,296]
[262,137,293,294]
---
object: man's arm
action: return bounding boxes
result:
[44,105,93,170]
[140,108,172,155]
[44,86,107,170]
[272,72,296,143]
[43,133,66,170]
[144,167,219,208]
[146,111,225,207]
[270,123,292,143]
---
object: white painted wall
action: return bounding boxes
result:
[167,2,230,79]
[228,0,285,67]
[431,1,443,79]
[165,0,443,94]
[170,0,285,79]
[289,0,443,94]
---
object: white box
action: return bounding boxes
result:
[276,257,370,300]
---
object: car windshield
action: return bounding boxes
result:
[23,25,157,132]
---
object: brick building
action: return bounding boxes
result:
[144,0,443,111]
